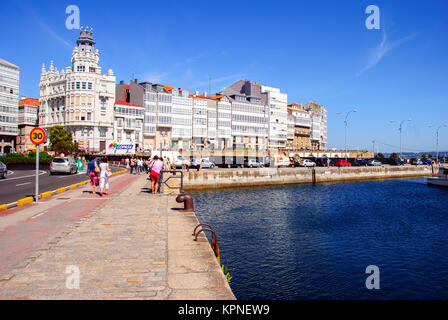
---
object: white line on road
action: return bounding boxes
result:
[58,171,87,178]
[0,171,46,182]
[16,182,32,187]
[31,211,48,219]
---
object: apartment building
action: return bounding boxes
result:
[16,98,39,153]
[39,27,116,153]
[260,85,288,149]
[289,102,327,150]
[0,58,20,154]
[287,103,311,150]
[224,80,268,151]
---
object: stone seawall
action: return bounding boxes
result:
[183,166,434,190]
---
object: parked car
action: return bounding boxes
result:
[411,158,423,165]
[50,157,78,175]
[334,159,352,167]
[200,158,215,169]
[190,158,202,170]
[0,161,7,179]
[315,158,331,167]
[422,159,433,165]
[367,159,382,166]
[244,159,264,168]
[352,159,368,166]
[300,159,316,167]
[391,158,404,166]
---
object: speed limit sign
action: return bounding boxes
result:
[30,127,46,145]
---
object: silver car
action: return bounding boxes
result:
[50,157,78,175]
[201,158,215,169]
[0,161,7,179]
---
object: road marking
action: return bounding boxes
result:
[31,211,48,219]
[16,182,32,187]
[0,171,46,182]
[58,172,87,178]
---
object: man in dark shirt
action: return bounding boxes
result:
[87,157,98,194]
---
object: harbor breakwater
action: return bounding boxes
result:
[183,166,434,190]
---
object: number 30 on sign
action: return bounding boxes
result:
[30,127,46,145]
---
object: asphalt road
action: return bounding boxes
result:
[0,166,124,205]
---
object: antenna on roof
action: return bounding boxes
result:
[208,75,211,97]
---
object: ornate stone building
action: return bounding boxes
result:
[39,27,116,153]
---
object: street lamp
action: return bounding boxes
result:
[429,124,448,163]
[337,109,357,161]
[390,119,411,159]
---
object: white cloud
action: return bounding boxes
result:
[356,30,419,77]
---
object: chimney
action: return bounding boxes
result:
[203,92,207,97]
[120,80,124,84]
[195,91,199,96]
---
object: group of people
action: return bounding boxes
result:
[86,156,112,196]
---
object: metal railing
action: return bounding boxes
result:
[160,170,184,194]
[193,223,220,264]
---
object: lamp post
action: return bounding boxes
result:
[390,119,411,159]
[429,124,447,163]
[337,109,357,161]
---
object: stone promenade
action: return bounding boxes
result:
[0,173,235,300]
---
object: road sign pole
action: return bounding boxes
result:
[35,144,39,203]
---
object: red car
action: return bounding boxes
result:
[334,159,351,167]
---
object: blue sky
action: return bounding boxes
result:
[1,0,447,153]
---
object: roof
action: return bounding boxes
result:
[0,58,20,70]
[19,98,39,107]
[162,85,175,92]
[114,100,144,108]
[190,94,226,101]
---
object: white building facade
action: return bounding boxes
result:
[261,85,288,149]
[0,58,20,153]
[39,27,116,153]
[113,101,144,150]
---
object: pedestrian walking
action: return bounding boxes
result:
[130,157,135,174]
[144,158,149,173]
[137,158,143,175]
[87,156,100,195]
[99,157,112,196]
[149,156,164,194]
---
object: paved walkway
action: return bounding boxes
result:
[0,173,235,300]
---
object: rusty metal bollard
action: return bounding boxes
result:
[176,193,194,212]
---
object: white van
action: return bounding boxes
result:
[151,151,190,169]
[270,155,291,167]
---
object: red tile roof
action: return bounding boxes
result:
[19,98,39,107]
[114,100,144,108]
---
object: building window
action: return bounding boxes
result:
[87,112,91,121]
[89,67,95,73]
[82,82,86,90]
[99,128,106,137]
[88,82,92,90]
[77,66,85,72]
[71,82,75,90]
[76,82,80,89]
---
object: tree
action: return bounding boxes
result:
[389,152,399,160]
[377,153,385,159]
[428,154,433,159]
[49,126,76,154]
[421,153,427,159]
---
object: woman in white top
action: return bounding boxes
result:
[99,157,111,196]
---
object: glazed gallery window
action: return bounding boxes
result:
[77,66,85,72]
[76,82,80,89]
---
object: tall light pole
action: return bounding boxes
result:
[390,119,411,159]
[337,109,357,161]
[429,124,447,163]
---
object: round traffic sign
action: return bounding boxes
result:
[30,127,46,145]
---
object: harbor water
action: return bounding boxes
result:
[193,177,448,299]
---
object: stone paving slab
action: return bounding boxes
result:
[0,174,235,300]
